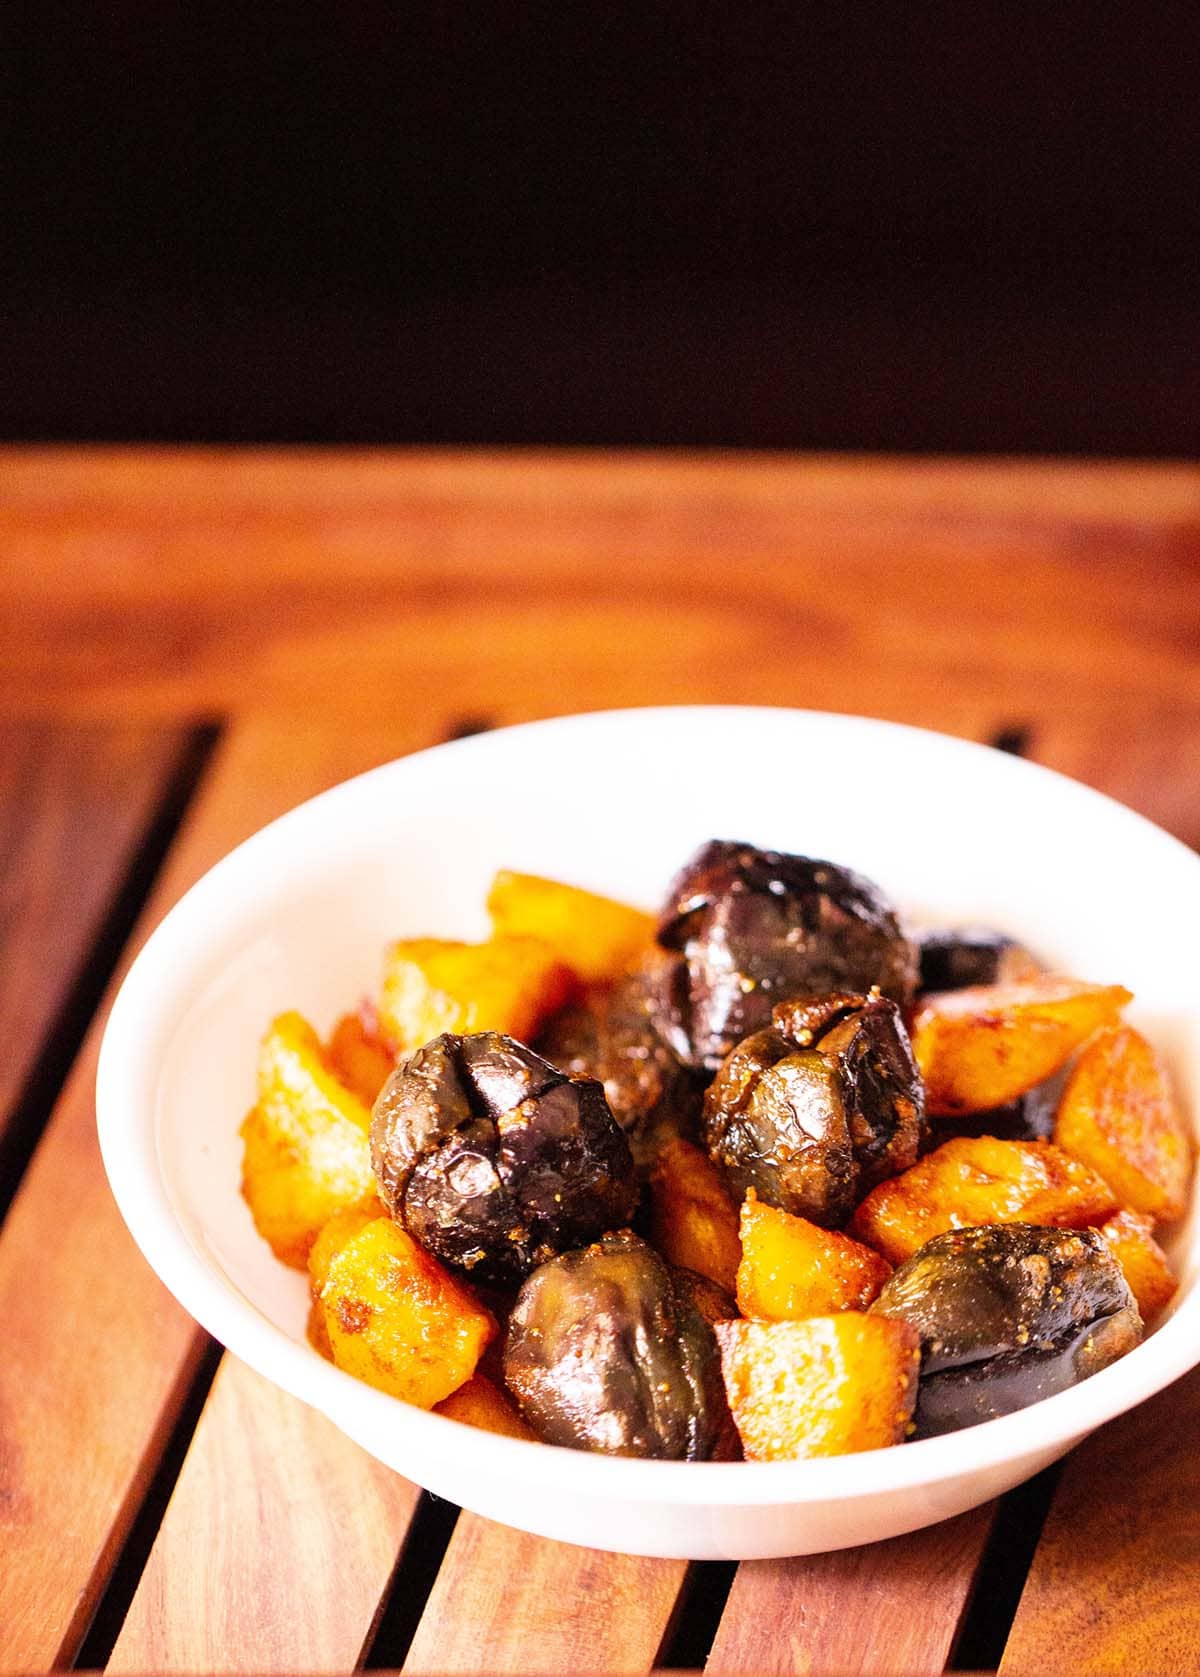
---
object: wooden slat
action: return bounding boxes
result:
[106,1357,420,1675]
[999,1365,1200,1674]
[0,454,1197,761]
[402,1517,688,1675]
[705,1505,993,1677]
[0,720,191,1144]
[0,718,437,1672]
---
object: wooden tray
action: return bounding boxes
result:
[1,450,1198,1674]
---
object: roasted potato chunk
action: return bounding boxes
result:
[714,1314,919,1461]
[1054,1024,1192,1223]
[240,1011,377,1268]
[736,1192,892,1320]
[487,870,654,984]
[912,977,1132,1117]
[648,1134,743,1295]
[1094,1209,1178,1321]
[850,1136,1118,1265]
[435,1373,537,1439]
[325,1009,397,1107]
[379,934,575,1054]
[318,1217,495,1407]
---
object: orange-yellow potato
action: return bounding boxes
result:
[435,1373,537,1440]
[307,1198,387,1296]
[487,869,655,985]
[1054,1024,1192,1223]
[649,1135,742,1295]
[736,1193,892,1320]
[240,1011,377,1268]
[850,1136,1118,1265]
[912,977,1133,1116]
[379,934,575,1053]
[325,1010,396,1107]
[715,1315,919,1461]
[1094,1209,1178,1322]
[319,1217,495,1408]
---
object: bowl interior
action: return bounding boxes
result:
[99,707,1200,1531]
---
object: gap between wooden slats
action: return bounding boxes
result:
[0,718,438,1673]
[0,721,204,1199]
[88,718,472,1674]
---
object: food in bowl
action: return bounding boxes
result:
[238,842,1191,1465]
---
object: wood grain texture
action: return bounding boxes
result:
[0,719,439,1672]
[0,721,191,1141]
[1,453,1197,854]
[107,1357,421,1675]
[402,1515,688,1675]
[999,1365,1200,1674]
[705,1504,994,1676]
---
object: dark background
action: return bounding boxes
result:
[4,3,1198,451]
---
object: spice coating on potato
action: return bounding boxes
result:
[1054,1023,1192,1223]
[435,1372,538,1440]
[371,1031,636,1285]
[736,1192,892,1320]
[537,951,702,1165]
[648,1134,743,1295]
[654,841,917,1071]
[703,991,925,1227]
[1094,1209,1178,1321]
[325,1008,397,1107]
[240,1011,377,1268]
[911,977,1133,1117]
[849,1136,1118,1266]
[319,1217,495,1408]
[714,1314,919,1461]
[487,870,655,984]
[871,1224,1142,1437]
[379,934,575,1055]
[504,1230,735,1459]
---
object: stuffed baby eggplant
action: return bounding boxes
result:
[371,1031,636,1286]
[503,1229,735,1459]
[702,991,926,1226]
[653,840,918,1072]
[871,1224,1142,1437]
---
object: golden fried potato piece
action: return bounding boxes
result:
[649,1134,742,1295]
[849,1136,1118,1265]
[379,934,575,1053]
[1054,1024,1192,1223]
[325,1010,397,1107]
[912,978,1132,1116]
[435,1373,537,1440]
[1094,1209,1178,1322]
[736,1192,892,1320]
[714,1315,919,1461]
[240,1011,376,1268]
[319,1218,495,1408]
[487,870,655,985]
[307,1198,387,1297]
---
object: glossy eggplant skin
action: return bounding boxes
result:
[871,1224,1142,1437]
[702,992,926,1227]
[536,953,702,1167]
[654,841,918,1072]
[503,1231,734,1459]
[917,927,1040,994]
[370,1032,636,1286]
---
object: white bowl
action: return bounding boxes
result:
[97,706,1200,1560]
